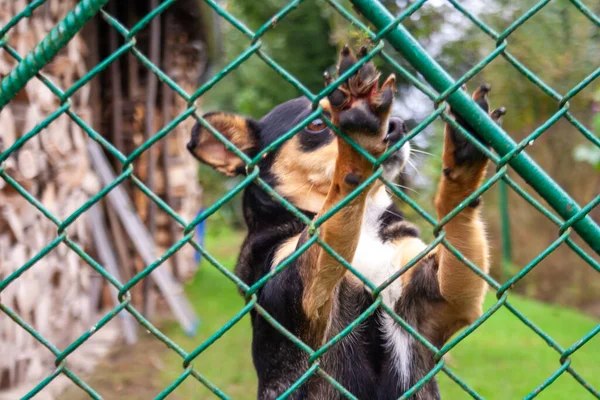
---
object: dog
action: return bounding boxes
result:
[187,45,504,399]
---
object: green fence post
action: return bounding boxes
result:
[499,179,513,282]
[0,0,111,108]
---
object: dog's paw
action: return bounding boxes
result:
[448,84,506,166]
[326,45,396,156]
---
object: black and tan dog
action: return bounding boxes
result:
[187,46,505,399]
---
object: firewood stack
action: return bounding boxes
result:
[0,0,208,393]
[100,5,204,285]
[146,14,205,281]
[0,0,112,392]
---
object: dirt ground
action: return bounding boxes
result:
[62,334,168,400]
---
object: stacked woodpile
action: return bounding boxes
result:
[123,14,204,282]
[0,0,208,395]
[94,1,206,309]
[0,0,110,393]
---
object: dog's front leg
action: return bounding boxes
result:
[302,131,374,343]
[434,85,506,326]
[301,47,396,345]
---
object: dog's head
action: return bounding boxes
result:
[187,84,410,214]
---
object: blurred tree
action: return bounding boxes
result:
[206,0,337,118]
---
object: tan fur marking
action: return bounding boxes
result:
[191,114,255,176]
[272,137,336,213]
[271,99,337,213]
[393,236,429,286]
[271,234,301,270]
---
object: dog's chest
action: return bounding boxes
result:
[351,188,403,307]
[349,188,413,386]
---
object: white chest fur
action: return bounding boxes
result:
[351,186,412,386]
[351,187,403,307]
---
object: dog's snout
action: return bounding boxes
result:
[385,117,407,143]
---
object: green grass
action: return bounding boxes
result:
[161,224,599,399]
[159,224,255,399]
[437,296,599,399]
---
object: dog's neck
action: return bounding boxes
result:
[242,182,316,234]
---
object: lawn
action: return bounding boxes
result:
[159,224,599,400]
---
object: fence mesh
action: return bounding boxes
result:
[0,0,599,399]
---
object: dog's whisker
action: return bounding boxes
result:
[389,182,419,194]
[304,183,316,201]
[288,180,310,195]
[383,207,404,219]
[410,148,434,156]
[406,159,422,179]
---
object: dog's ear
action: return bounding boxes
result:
[188,112,260,176]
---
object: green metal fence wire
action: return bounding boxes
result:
[0,0,598,398]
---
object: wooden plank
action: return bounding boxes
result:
[87,141,198,334]
[88,204,138,345]
[143,0,162,318]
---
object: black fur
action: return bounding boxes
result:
[468,196,482,208]
[448,86,491,166]
[298,127,334,152]
[377,203,419,242]
[344,173,361,186]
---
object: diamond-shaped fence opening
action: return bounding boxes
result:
[0,0,599,399]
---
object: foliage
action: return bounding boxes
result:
[205,0,337,118]
[573,92,600,170]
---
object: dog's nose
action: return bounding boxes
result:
[385,117,407,143]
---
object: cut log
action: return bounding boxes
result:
[16,149,38,180]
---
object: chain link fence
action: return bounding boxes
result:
[0,0,599,398]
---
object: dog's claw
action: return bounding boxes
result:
[381,74,396,91]
[471,84,491,114]
[491,107,507,120]
[324,71,332,86]
[490,107,507,125]
[358,46,368,58]
[338,45,356,76]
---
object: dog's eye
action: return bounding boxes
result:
[306,118,327,133]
